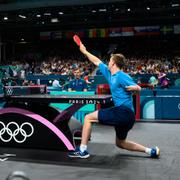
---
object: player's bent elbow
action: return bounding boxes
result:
[137,85,141,91]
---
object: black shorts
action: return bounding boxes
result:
[98,105,135,140]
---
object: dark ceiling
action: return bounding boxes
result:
[0,0,180,31]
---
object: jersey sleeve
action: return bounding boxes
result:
[119,74,137,88]
[98,62,111,82]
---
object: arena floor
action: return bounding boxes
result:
[0,122,180,180]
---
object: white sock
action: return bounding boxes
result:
[145,148,152,155]
[80,144,87,152]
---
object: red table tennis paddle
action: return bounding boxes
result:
[73,35,82,46]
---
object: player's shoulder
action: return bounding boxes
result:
[118,71,133,79]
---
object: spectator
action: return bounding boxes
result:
[149,76,158,87]
[68,68,87,92]
[52,79,62,88]
[158,70,169,89]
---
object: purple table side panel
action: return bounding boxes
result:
[0,107,74,150]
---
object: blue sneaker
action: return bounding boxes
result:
[150,146,160,158]
[68,147,90,159]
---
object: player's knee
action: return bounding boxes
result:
[84,114,91,123]
[84,114,90,120]
[84,112,98,123]
[116,139,126,149]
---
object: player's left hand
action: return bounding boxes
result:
[126,85,141,91]
[126,85,135,91]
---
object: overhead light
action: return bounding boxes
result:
[115,8,119,11]
[36,14,41,17]
[172,3,180,7]
[58,12,64,15]
[99,8,107,12]
[19,15,27,19]
[18,38,27,44]
[44,13,51,16]
[146,7,150,10]
[92,10,96,13]
[19,40,27,44]
[51,18,59,23]
[127,8,131,12]
[3,17,8,20]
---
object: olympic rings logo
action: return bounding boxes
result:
[0,122,34,143]
[6,88,13,95]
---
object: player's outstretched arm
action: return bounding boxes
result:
[79,43,102,66]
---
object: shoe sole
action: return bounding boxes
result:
[80,154,90,159]
[68,154,90,159]
[155,146,160,157]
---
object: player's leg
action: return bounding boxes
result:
[68,110,99,158]
[115,127,160,158]
[113,105,160,158]
[116,138,146,152]
[81,110,99,145]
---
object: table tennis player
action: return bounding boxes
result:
[68,37,160,159]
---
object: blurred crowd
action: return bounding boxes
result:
[125,56,180,75]
[1,54,180,77]
[0,52,180,90]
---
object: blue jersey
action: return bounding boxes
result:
[68,79,87,91]
[99,62,136,111]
